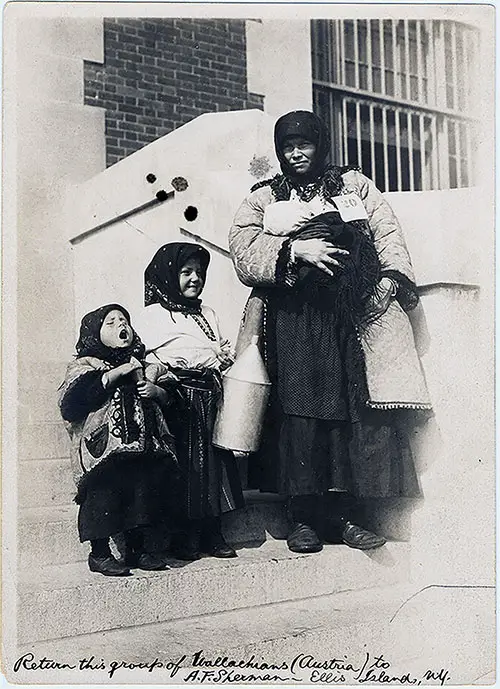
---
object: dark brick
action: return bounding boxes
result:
[84,17,263,165]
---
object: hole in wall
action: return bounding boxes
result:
[184,206,198,222]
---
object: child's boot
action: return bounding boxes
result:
[123,528,170,570]
[88,538,131,576]
[201,517,237,558]
[170,520,202,561]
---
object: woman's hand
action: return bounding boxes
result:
[292,238,349,277]
[368,277,397,318]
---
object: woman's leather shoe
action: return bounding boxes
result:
[134,553,170,570]
[88,554,132,576]
[342,522,386,550]
[287,523,323,553]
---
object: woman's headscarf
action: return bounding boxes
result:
[75,303,145,365]
[274,110,330,181]
[144,242,211,313]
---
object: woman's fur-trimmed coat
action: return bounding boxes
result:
[229,169,431,411]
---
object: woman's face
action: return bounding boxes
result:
[179,258,204,299]
[99,309,133,349]
[282,136,317,175]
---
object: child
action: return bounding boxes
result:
[59,304,179,576]
[138,242,244,560]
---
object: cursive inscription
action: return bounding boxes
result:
[12,650,452,684]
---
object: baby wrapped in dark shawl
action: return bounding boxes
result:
[264,203,382,418]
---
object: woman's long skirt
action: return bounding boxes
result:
[249,288,421,499]
[168,369,245,521]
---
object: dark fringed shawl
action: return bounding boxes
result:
[287,213,381,414]
[251,165,360,203]
[290,212,381,329]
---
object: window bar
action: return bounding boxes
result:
[435,21,447,109]
[367,19,373,91]
[419,114,427,190]
[431,115,439,188]
[451,22,458,111]
[455,120,462,188]
[382,107,389,190]
[311,21,317,77]
[340,19,346,86]
[328,89,336,163]
[337,96,345,165]
[427,20,437,107]
[369,104,376,183]
[474,29,480,112]
[404,19,410,100]
[335,19,341,85]
[342,98,348,164]
[392,20,398,99]
[416,20,424,103]
[354,19,360,89]
[440,117,450,189]
[461,27,469,111]
[327,21,334,83]
[395,109,402,191]
[379,19,386,94]
[408,111,414,191]
[355,101,362,167]
[466,121,473,185]
[317,21,324,79]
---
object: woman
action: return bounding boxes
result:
[138,242,244,559]
[229,110,431,554]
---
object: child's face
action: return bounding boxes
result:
[179,258,204,299]
[100,310,134,349]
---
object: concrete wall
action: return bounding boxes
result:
[246,19,313,116]
[4,13,107,461]
[66,109,279,341]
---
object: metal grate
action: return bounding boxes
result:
[312,19,478,191]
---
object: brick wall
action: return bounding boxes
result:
[84,18,264,167]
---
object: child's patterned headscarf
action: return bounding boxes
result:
[75,303,145,365]
[144,242,210,314]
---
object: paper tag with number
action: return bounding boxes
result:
[331,193,368,222]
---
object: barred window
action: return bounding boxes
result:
[312,19,478,191]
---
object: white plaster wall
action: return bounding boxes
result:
[409,287,494,586]
[9,14,106,368]
[246,19,313,116]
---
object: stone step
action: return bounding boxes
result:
[17,538,409,645]
[18,497,289,568]
[18,493,412,569]
[10,585,494,685]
